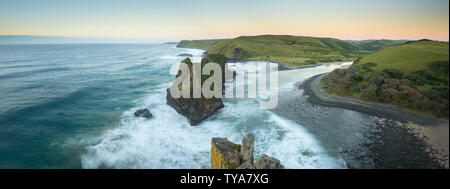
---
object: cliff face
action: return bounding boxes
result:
[255,154,285,169]
[211,138,241,169]
[166,54,231,126]
[211,134,285,169]
[166,89,223,125]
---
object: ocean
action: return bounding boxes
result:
[0,44,360,168]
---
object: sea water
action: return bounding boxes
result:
[0,44,351,168]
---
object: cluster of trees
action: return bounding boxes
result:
[322,61,449,118]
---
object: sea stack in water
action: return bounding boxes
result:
[166,54,231,126]
[211,134,285,169]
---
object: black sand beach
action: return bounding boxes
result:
[295,73,449,168]
[302,74,446,126]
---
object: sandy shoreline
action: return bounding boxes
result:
[298,73,449,168]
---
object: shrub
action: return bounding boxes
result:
[321,64,449,118]
[382,68,404,79]
[360,84,378,100]
[361,62,377,71]
[429,61,449,76]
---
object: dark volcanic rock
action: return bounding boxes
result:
[211,134,284,169]
[239,134,255,164]
[255,154,285,169]
[211,137,241,169]
[166,88,224,125]
[237,161,255,169]
[346,118,447,169]
[177,53,193,57]
[166,55,230,126]
[134,108,152,118]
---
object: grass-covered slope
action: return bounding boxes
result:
[178,35,366,66]
[177,35,408,66]
[177,39,226,50]
[354,39,449,73]
[351,39,409,51]
[322,40,449,118]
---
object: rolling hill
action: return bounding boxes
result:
[322,40,449,118]
[350,39,409,51]
[177,35,407,66]
[354,39,449,74]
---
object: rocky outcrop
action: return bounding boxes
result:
[177,53,193,57]
[239,134,254,164]
[237,161,255,169]
[211,134,285,169]
[166,89,224,125]
[134,108,152,118]
[166,54,232,126]
[211,138,241,169]
[255,154,285,169]
[200,54,234,86]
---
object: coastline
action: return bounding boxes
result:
[177,45,449,168]
[299,73,449,168]
[177,46,339,71]
[226,57,323,70]
[300,74,447,126]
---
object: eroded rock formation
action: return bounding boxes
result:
[166,54,232,126]
[211,138,241,169]
[255,154,285,169]
[211,134,285,169]
[239,134,254,164]
[177,53,193,57]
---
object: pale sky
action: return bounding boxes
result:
[0,0,448,41]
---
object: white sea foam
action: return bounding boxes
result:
[167,48,204,76]
[80,61,351,169]
[81,94,344,168]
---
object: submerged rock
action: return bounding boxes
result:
[211,134,284,169]
[166,54,232,126]
[177,53,193,57]
[134,108,152,118]
[255,154,285,169]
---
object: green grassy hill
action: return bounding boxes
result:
[177,35,408,66]
[322,40,449,118]
[351,39,409,51]
[178,35,366,66]
[354,39,449,74]
[176,39,226,50]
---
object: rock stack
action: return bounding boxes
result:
[166,54,232,126]
[134,108,153,118]
[211,134,285,169]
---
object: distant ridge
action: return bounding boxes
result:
[177,35,408,66]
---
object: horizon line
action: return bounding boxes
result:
[0,34,449,44]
